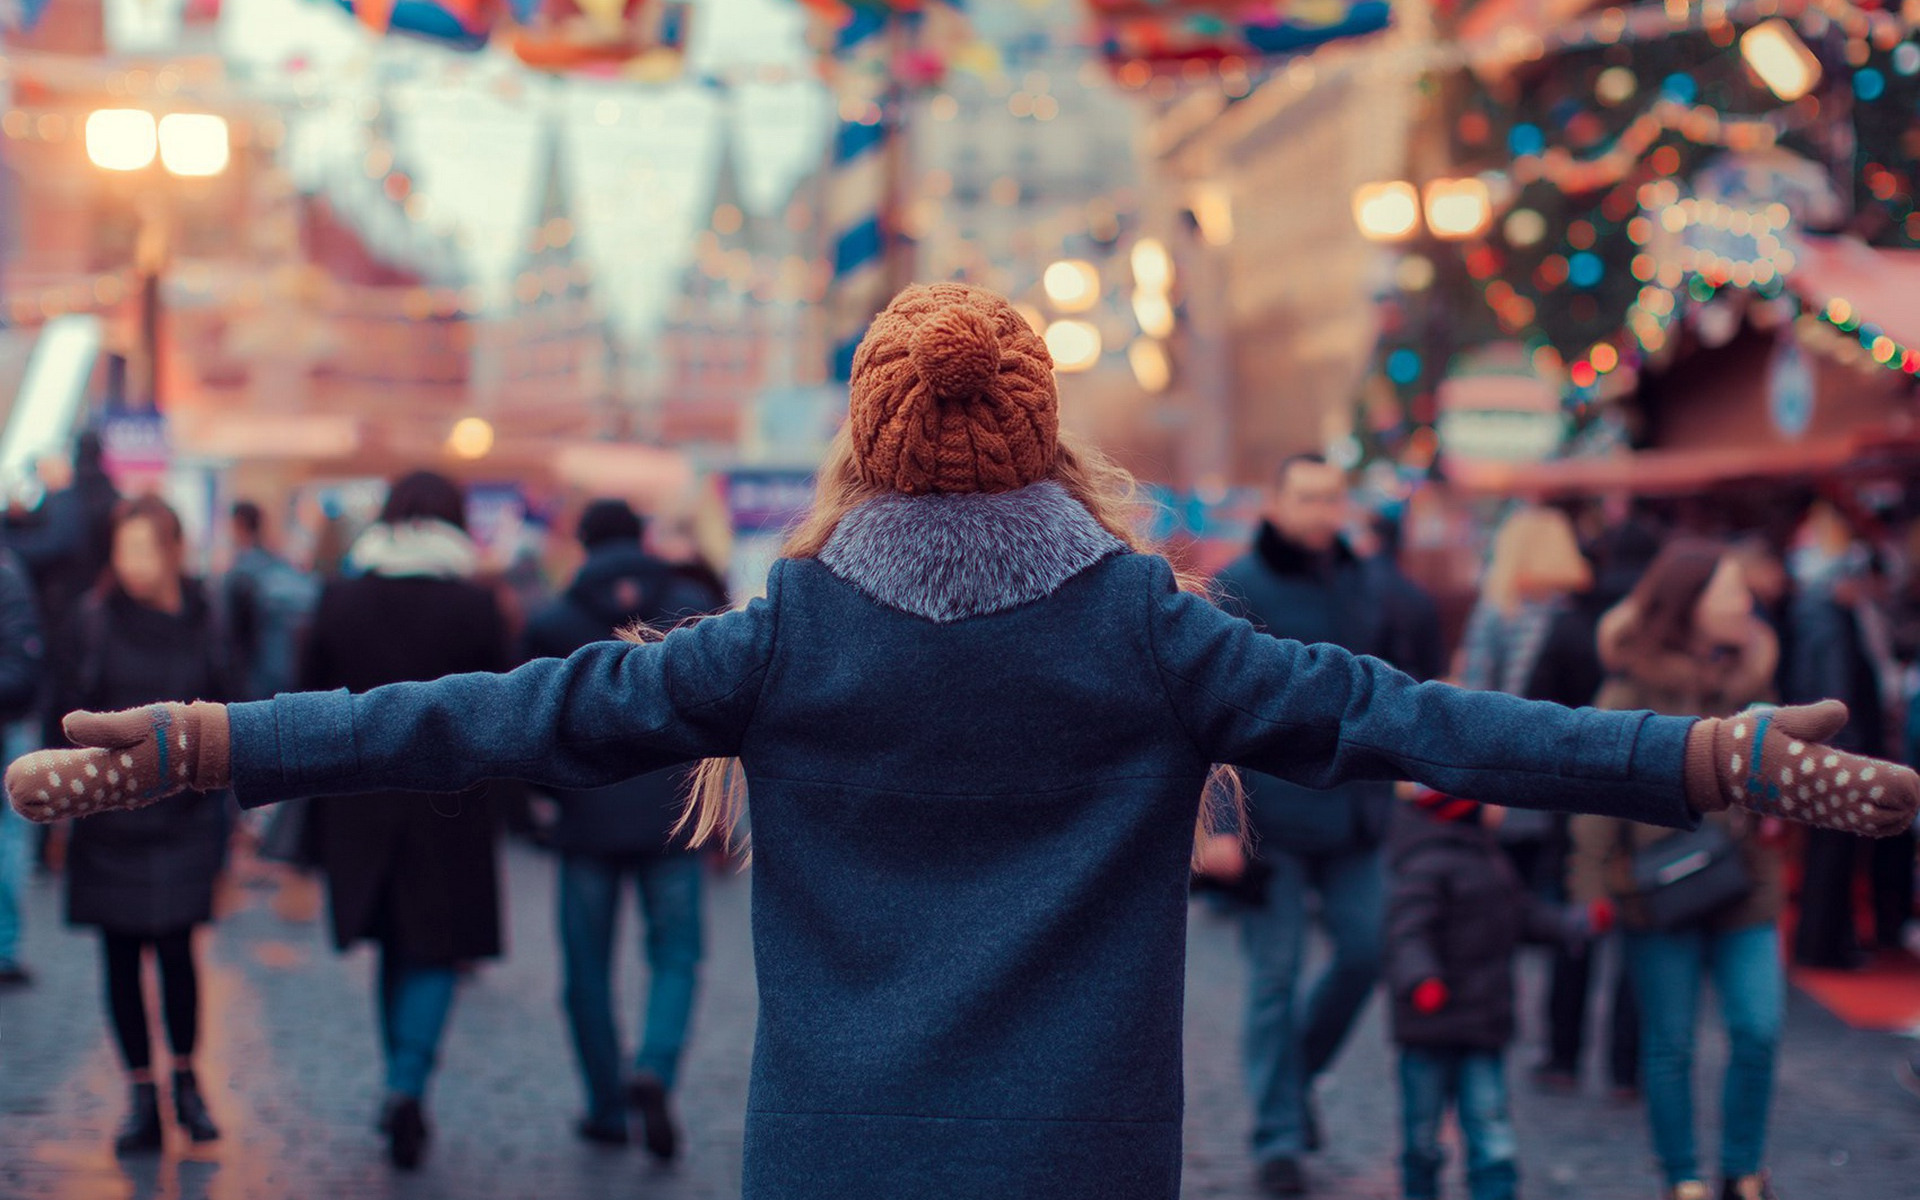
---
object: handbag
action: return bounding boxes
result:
[1619,819,1754,932]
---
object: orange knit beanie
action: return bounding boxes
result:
[848,282,1058,495]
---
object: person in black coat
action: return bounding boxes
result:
[299,471,510,1170]
[0,547,46,988]
[1387,791,1597,1200]
[1206,455,1444,1195]
[521,499,725,1156]
[1786,561,1910,969]
[58,496,233,1153]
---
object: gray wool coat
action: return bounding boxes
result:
[223,481,1700,1200]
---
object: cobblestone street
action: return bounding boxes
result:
[2,843,1917,1200]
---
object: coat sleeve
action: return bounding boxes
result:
[1141,555,1700,829]
[1385,856,1447,993]
[226,564,783,809]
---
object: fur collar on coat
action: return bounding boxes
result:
[1595,599,1778,717]
[818,480,1125,623]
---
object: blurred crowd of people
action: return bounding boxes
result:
[2,437,1918,1200]
[1196,456,1920,1200]
[0,453,729,1169]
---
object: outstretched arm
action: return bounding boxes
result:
[9,565,782,821]
[1143,556,1917,836]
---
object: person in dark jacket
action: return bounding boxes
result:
[1207,453,1444,1196]
[299,470,510,1171]
[58,496,232,1153]
[1785,556,1908,969]
[1387,790,1599,1200]
[521,498,725,1155]
[3,435,119,721]
[0,548,44,987]
[13,284,1919,1200]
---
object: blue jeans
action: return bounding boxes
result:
[1625,923,1783,1185]
[378,945,459,1100]
[1240,843,1384,1160]
[559,853,703,1124]
[1397,1047,1518,1200]
[0,721,39,966]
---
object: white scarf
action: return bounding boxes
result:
[346,520,480,581]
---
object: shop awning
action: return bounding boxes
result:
[1788,236,1920,351]
[1449,426,1920,496]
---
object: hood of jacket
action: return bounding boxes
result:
[347,520,480,581]
[564,544,679,627]
[818,480,1126,624]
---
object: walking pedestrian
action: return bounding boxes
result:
[522,498,725,1157]
[1387,790,1602,1200]
[1210,453,1444,1195]
[12,284,1919,1200]
[223,500,319,702]
[296,471,510,1170]
[1570,539,1788,1200]
[56,496,233,1153]
[0,548,43,987]
[1787,548,1910,969]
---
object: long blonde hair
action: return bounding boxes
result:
[658,423,1246,864]
[1479,506,1592,616]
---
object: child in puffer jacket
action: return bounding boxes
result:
[1387,788,1610,1200]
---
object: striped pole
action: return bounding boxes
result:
[825,6,901,382]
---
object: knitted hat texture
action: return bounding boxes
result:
[848,283,1058,495]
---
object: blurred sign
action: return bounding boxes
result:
[99,411,170,493]
[1435,344,1567,467]
[723,468,815,535]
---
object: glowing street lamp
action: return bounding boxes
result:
[1042,260,1101,313]
[1131,289,1175,339]
[1044,319,1102,372]
[449,417,496,460]
[1423,178,1493,241]
[1128,339,1171,393]
[86,109,158,172]
[1741,20,1822,102]
[1352,181,1421,242]
[158,114,230,178]
[1130,238,1173,293]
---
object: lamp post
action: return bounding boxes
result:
[84,108,230,411]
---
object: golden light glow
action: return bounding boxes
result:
[1042,260,1100,313]
[1131,289,1175,339]
[1741,20,1822,101]
[1130,238,1173,293]
[1423,178,1493,241]
[1352,181,1420,242]
[448,417,496,460]
[86,109,157,171]
[1190,184,1234,246]
[1128,339,1171,393]
[157,113,229,177]
[1044,319,1102,372]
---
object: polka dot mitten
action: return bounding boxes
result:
[1684,700,1920,836]
[5,703,230,823]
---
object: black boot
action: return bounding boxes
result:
[381,1095,430,1171]
[625,1071,679,1162]
[172,1070,221,1143]
[114,1082,164,1155]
